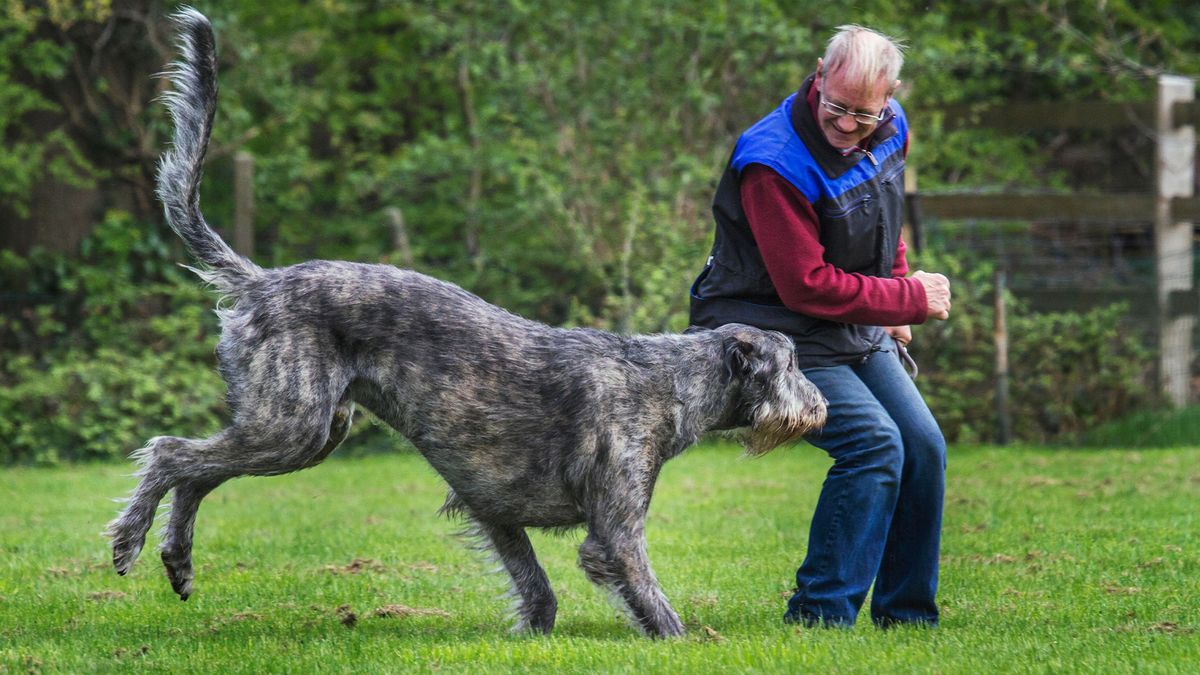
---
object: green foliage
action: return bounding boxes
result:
[0,3,103,217]
[908,249,1154,445]
[205,1,820,326]
[0,212,226,465]
[196,0,1200,327]
[8,1,1200,320]
[905,250,999,445]
[1009,303,1153,442]
[0,347,225,464]
[5,2,1200,461]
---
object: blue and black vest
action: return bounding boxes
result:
[689,75,909,368]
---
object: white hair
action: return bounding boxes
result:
[823,24,905,91]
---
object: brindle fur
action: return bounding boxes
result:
[106,8,826,638]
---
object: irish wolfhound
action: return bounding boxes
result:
[106,8,825,638]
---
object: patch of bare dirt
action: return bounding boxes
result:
[1101,581,1142,595]
[321,558,387,575]
[112,645,150,659]
[372,604,452,619]
[337,604,357,628]
[206,610,264,634]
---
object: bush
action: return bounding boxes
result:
[1084,405,1200,448]
[0,212,225,464]
[907,248,1154,444]
[1009,304,1153,442]
[0,348,225,464]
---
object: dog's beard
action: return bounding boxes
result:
[742,391,826,456]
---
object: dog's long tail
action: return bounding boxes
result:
[157,8,261,294]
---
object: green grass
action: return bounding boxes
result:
[2,442,1197,673]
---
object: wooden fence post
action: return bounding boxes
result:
[386,207,414,269]
[904,147,923,253]
[233,150,255,259]
[1154,75,1195,407]
[994,269,1012,444]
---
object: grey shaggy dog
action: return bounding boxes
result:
[106,8,827,639]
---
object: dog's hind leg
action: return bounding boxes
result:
[108,437,176,576]
[305,400,355,467]
[108,433,230,577]
[158,478,220,599]
[157,399,355,598]
[473,519,557,634]
[111,368,354,590]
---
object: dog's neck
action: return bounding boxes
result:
[664,335,743,446]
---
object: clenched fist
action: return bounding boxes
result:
[912,271,951,320]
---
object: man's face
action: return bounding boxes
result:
[813,58,895,150]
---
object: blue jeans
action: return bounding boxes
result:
[785,340,946,627]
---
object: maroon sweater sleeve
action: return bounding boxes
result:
[891,236,910,278]
[740,164,927,326]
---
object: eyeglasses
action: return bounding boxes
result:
[818,92,888,127]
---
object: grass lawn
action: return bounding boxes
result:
[1,441,1197,673]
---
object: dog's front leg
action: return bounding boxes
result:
[578,496,685,638]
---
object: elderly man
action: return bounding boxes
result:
[689,25,951,628]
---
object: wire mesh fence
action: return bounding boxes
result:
[913,213,1198,445]
[905,75,1198,446]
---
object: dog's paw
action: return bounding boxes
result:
[511,612,556,636]
[161,551,194,600]
[645,612,687,639]
[110,533,145,576]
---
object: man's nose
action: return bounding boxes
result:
[833,115,858,133]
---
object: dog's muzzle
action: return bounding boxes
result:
[744,376,827,456]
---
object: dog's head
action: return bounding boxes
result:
[712,324,827,456]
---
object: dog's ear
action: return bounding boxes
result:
[722,332,757,378]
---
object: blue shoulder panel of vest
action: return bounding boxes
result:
[730,94,823,202]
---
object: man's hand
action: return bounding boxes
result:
[912,271,951,320]
[885,325,912,346]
